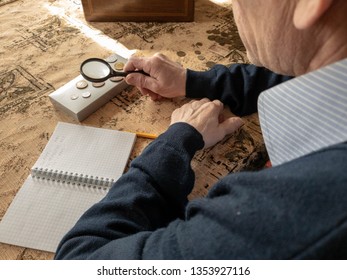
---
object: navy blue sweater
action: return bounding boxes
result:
[55,65,347,259]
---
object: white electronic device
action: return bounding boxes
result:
[49,54,129,121]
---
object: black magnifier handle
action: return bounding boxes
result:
[80,57,150,82]
[115,70,149,77]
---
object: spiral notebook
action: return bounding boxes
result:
[0,122,136,253]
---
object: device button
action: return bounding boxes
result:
[82,92,91,98]
[70,93,79,100]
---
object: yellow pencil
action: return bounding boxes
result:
[134,132,158,139]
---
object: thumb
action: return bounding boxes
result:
[219,117,244,135]
[125,73,151,88]
[125,73,139,86]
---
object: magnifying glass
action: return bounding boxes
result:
[80,58,148,83]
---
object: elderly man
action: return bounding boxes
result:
[55,0,347,259]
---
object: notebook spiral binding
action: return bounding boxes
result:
[30,167,115,189]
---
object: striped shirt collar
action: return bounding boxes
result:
[258,58,347,166]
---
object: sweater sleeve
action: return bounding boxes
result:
[54,132,347,259]
[54,123,204,259]
[186,64,293,116]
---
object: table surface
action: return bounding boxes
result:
[0,0,266,260]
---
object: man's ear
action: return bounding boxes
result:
[293,0,334,29]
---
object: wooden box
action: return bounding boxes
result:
[81,0,195,22]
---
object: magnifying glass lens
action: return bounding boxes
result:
[81,58,147,83]
[81,60,111,80]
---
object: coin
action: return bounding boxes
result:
[76,80,88,89]
[110,76,124,82]
[114,62,125,71]
[92,82,105,88]
[105,54,118,63]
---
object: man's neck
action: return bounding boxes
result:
[301,3,347,76]
[306,38,347,75]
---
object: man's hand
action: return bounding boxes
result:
[124,53,186,101]
[171,98,244,148]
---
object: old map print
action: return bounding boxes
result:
[0,0,265,260]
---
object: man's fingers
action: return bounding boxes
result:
[148,92,162,101]
[220,117,244,135]
[126,73,159,92]
[124,56,146,72]
[188,98,213,109]
[125,72,145,86]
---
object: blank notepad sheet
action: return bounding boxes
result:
[33,122,136,181]
[0,122,136,252]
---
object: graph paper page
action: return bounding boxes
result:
[0,122,136,252]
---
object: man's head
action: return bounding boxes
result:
[232,0,347,76]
